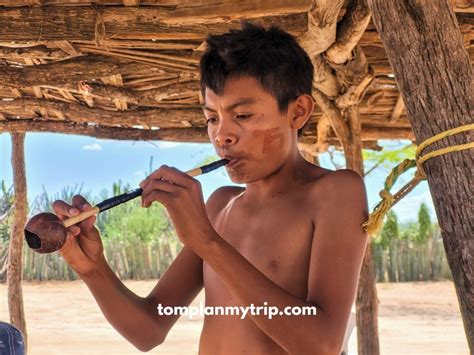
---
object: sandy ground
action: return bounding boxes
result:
[0,280,469,355]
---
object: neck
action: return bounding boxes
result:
[243,146,313,200]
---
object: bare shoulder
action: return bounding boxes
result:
[205,186,245,220]
[310,168,365,192]
[308,168,368,218]
[318,168,364,187]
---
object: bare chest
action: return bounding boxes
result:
[203,195,314,303]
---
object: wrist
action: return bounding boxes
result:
[191,227,222,259]
[79,256,110,283]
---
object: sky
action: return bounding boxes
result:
[0,132,437,223]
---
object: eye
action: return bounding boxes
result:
[206,117,218,125]
[235,114,253,120]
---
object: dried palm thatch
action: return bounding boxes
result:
[0,0,471,152]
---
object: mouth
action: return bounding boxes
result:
[226,158,241,168]
[221,155,242,168]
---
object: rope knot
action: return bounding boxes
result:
[379,189,394,205]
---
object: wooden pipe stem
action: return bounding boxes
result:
[61,158,228,228]
[63,206,100,228]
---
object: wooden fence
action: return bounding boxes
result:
[372,236,452,282]
[0,234,181,281]
[0,233,452,282]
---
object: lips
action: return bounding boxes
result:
[220,154,242,168]
[226,157,241,168]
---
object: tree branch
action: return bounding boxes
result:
[325,0,372,65]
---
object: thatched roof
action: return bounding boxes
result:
[0,0,472,151]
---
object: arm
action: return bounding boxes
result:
[193,169,368,354]
[82,245,203,352]
[96,185,233,350]
[82,182,238,351]
[82,185,237,351]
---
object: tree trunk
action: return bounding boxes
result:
[345,114,380,355]
[355,239,380,355]
[8,132,28,351]
[368,0,473,350]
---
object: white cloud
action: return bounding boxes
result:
[83,143,102,151]
[154,141,181,149]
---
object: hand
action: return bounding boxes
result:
[139,165,216,250]
[52,195,106,277]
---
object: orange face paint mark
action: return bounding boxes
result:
[252,127,284,154]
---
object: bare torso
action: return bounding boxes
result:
[199,165,333,354]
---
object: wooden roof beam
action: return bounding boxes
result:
[299,125,414,141]
[0,6,308,42]
[123,0,139,6]
[0,98,205,128]
[0,120,210,142]
[0,0,469,13]
[0,56,147,86]
[390,95,405,122]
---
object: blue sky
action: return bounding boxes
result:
[0,132,437,223]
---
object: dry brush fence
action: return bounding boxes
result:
[0,234,181,281]
[0,231,451,282]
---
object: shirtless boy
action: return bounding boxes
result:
[53,23,369,354]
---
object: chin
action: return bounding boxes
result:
[226,168,250,184]
[227,174,248,184]
[227,169,263,184]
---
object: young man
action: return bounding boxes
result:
[53,23,368,354]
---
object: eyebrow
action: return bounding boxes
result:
[202,98,256,112]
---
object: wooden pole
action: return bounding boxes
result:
[368,0,473,350]
[344,105,380,355]
[8,132,28,351]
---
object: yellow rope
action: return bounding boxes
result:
[362,123,474,237]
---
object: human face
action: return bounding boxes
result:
[203,76,295,183]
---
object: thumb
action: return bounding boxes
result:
[60,231,79,255]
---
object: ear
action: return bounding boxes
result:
[288,94,315,130]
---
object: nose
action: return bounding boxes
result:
[214,121,238,147]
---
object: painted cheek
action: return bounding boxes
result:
[252,127,284,154]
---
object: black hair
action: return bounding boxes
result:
[199,22,314,131]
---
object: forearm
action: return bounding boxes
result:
[194,233,340,355]
[81,260,165,351]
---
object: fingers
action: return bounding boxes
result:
[142,189,172,208]
[52,199,79,220]
[71,195,96,232]
[140,165,200,209]
[72,195,92,210]
[141,177,180,197]
[141,167,181,208]
[140,165,193,189]
[52,195,95,232]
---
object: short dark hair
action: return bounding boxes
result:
[199,22,314,116]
